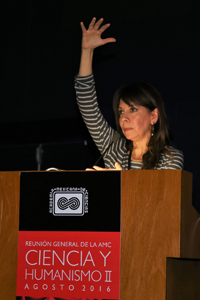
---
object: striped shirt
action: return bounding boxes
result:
[75,74,184,170]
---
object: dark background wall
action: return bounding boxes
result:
[1,1,200,208]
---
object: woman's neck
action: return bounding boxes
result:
[131,142,148,161]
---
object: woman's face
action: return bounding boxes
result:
[118,99,158,143]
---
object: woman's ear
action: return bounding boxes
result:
[151,108,159,124]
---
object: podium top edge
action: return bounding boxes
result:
[0,170,192,175]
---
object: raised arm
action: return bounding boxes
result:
[78,17,116,76]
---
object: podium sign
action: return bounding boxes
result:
[16,171,121,299]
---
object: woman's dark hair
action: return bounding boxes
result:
[113,82,172,169]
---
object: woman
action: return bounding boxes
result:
[75,18,184,170]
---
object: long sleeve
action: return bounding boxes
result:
[75,74,116,156]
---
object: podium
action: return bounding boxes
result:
[0,170,200,300]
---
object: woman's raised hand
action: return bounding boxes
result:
[81,17,116,50]
[78,18,115,77]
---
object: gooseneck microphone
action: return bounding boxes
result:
[93,132,120,166]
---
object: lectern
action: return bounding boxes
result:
[0,170,200,300]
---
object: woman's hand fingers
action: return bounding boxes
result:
[92,165,108,170]
[98,23,110,34]
[81,17,116,50]
[93,17,104,30]
[102,37,116,45]
[85,162,122,171]
[80,21,87,34]
[115,162,122,170]
[88,17,97,30]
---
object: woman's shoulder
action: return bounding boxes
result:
[158,146,184,169]
[165,145,183,156]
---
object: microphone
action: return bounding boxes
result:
[93,132,120,166]
[36,144,43,171]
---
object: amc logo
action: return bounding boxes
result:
[49,188,88,216]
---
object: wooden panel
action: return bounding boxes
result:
[180,171,200,258]
[0,172,20,300]
[166,258,200,300]
[120,170,183,300]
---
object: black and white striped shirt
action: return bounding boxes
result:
[75,74,184,170]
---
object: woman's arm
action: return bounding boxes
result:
[75,18,117,155]
[75,18,122,169]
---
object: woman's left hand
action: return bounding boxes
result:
[86,162,122,171]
